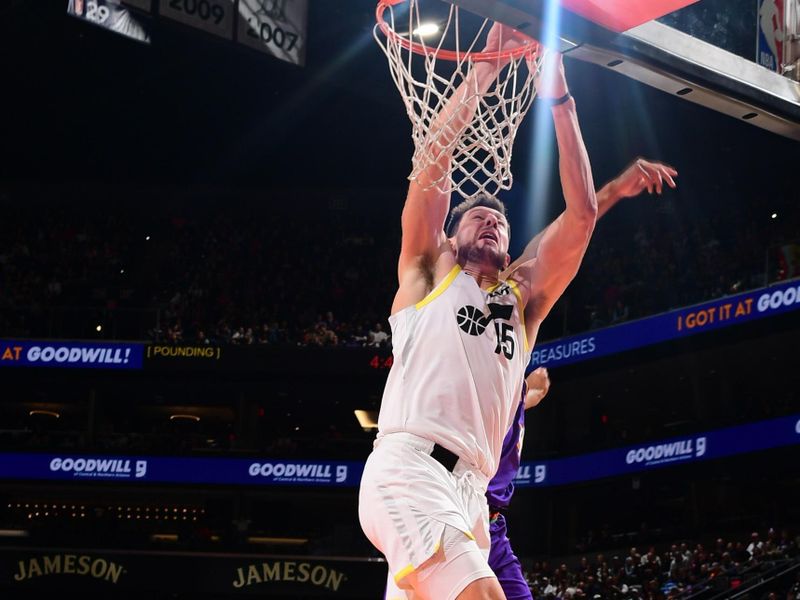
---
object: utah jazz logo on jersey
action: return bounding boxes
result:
[456,302,516,359]
[488,284,511,299]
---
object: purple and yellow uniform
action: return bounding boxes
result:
[486,382,532,600]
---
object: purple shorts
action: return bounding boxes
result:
[488,513,533,600]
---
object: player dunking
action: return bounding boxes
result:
[359,23,599,599]
[375,157,677,599]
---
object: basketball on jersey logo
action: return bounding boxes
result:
[457,305,488,335]
[456,303,514,336]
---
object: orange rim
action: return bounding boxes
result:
[376,0,538,62]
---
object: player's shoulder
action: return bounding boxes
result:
[392,249,459,314]
[501,260,537,298]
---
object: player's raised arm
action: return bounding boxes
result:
[596,158,677,218]
[394,25,532,313]
[506,158,678,270]
[507,54,597,327]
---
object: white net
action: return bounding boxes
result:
[375,1,545,199]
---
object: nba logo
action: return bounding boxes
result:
[758,0,785,72]
[74,0,85,15]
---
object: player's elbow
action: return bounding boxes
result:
[576,191,599,222]
[568,202,597,241]
[573,198,598,241]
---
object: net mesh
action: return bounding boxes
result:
[375,1,545,199]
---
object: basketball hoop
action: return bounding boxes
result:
[375,0,545,199]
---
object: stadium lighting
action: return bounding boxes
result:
[29,410,60,419]
[247,536,308,546]
[170,414,201,422]
[771,213,778,219]
[525,0,563,238]
[413,22,440,37]
[354,409,378,431]
[96,325,102,332]
[0,529,29,538]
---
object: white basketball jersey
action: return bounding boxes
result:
[378,265,532,479]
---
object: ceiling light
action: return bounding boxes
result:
[247,536,308,546]
[354,410,379,432]
[29,410,60,419]
[413,23,440,37]
[169,414,200,422]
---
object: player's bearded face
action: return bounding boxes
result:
[454,208,510,270]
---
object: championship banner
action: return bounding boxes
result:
[531,278,800,369]
[67,0,151,43]
[0,340,144,370]
[512,413,800,488]
[0,454,363,487]
[236,0,309,65]
[0,548,385,596]
[158,0,236,40]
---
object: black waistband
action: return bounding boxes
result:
[430,443,459,472]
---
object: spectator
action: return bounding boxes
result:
[747,532,764,558]
[2,190,799,347]
[787,572,800,600]
[366,322,389,347]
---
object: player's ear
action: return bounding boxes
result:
[503,253,511,269]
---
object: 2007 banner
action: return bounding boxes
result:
[237,0,308,65]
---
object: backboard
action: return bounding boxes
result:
[445,0,800,141]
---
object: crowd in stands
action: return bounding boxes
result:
[0,197,398,347]
[1,189,798,345]
[524,528,800,599]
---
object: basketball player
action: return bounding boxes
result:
[488,157,678,600]
[378,156,679,598]
[359,23,599,599]
[374,154,678,599]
